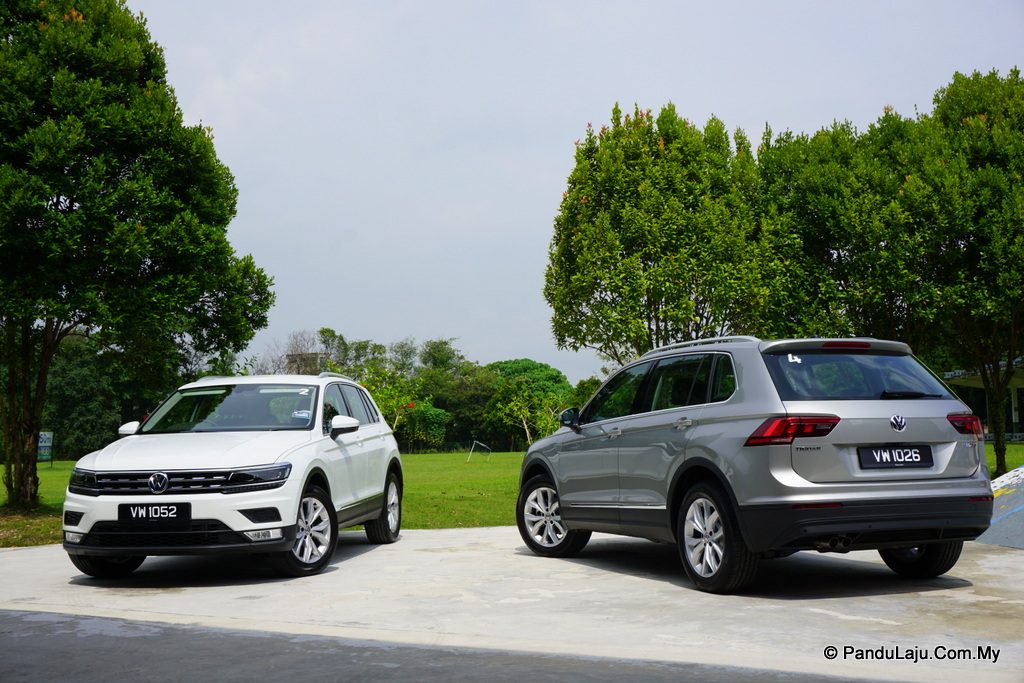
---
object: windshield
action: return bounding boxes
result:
[140,384,319,433]
[762,351,953,401]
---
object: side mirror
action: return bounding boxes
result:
[559,408,581,433]
[330,414,360,438]
[118,421,140,436]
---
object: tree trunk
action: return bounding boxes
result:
[978,354,1012,479]
[1,319,61,508]
[986,385,1008,478]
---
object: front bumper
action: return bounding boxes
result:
[737,495,993,553]
[62,487,298,557]
[63,523,297,556]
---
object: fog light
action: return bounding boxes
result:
[244,528,283,542]
[65,532,84,544]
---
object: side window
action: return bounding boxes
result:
[647,355,711,411]
[322,384,351,435]
[709,355,737,402]
[358,389,380,423]
[341,384,372,424]
[580,362,652,424]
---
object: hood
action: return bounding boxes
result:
[76,430,314,471]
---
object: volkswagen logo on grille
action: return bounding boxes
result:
[890,415,907,432]
[148,472,170,494]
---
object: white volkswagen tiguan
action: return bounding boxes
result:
[62,372,403,579]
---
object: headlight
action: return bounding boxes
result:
[68,468,99,496]
[222,464,292,494]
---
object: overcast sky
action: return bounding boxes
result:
[128,0,1021,383]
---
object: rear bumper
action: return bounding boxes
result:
[737,496,993,553]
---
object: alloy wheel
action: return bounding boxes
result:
[522,486,567,548]
[292,495,332,564]
[683,497,725,578]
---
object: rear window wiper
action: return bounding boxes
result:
[879,390,943,399]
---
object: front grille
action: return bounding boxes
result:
[91,471,232,495]
[64,511,84,526]
[84,520,248,548]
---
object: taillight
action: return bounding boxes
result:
[947,414,983,437]
[744,416,840,446]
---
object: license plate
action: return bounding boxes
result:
[857,445,933,469]
[118,503,191,527]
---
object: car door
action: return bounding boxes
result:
[616,353,710,539]
[340,383,389,502]
[318,383,360,509]
[556,361,653,532]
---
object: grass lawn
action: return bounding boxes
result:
[0,454,523,548]
[3,445,1022,548]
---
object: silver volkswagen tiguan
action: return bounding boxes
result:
[516,337,993,593]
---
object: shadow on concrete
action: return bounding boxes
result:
[526,536,973,600]
[66,529,380,589]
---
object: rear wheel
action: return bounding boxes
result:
[879,541,963,578]
[68,554,145,579]
[516,475,591,558]
[270,485,338,577]
[365,471,402,544]
[677,482,758,593]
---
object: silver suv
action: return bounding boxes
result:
[516,337,993,593]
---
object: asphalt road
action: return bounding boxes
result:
[0,610,887,683]
[1,528,1022,683]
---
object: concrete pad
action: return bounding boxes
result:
[1,528,1022,683]
[979,466,1024,550]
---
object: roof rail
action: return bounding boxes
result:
[641,336,761,358]
[318,371,355,381]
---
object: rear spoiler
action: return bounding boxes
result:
[759,339,912,355]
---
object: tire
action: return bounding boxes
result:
[68,554,145,579]
[516,475,591,558]
[677,481,758,593]
[365,471,402,544]
[270,485,338,578]
[878,541,963,579]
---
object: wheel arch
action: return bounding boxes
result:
[520,457,555,488]
[668,458,742,542]
[387,456,403,490]
[303,467,330,496]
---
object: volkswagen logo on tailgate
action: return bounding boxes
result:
[890,415,907,432]
[148,472,170,494]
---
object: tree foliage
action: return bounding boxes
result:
[0,0,274,505]
[547,70,1023,474]
[545,103,778,364]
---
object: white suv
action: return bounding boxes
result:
[62,373,403,579]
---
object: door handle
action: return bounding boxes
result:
[674,417,693,430]
[605,427,623,439]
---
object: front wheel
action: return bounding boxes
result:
[270,485,338,578]
[516,475,591,558]
[68,554,145,579]
[365,472,402,544]
[879,541,963,578]
[677,482,758,593]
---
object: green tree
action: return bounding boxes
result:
[920,69,1024,476]
[0,0,274,506]
[402,400,451,452]
[485,359,573,447]
[545,103,773,365]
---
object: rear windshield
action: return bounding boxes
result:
[762,351,953,401]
